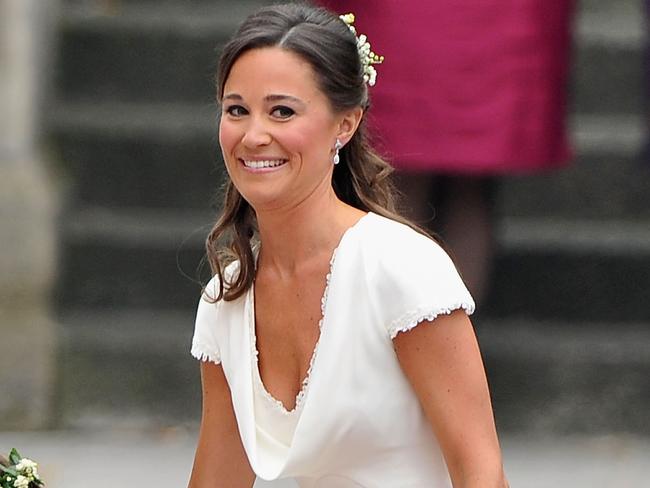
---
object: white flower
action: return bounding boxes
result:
[339,11,384,87]
[16,458,37,472]
[14,458,39,482]
[367,67,377,86]
[13,475,30,488]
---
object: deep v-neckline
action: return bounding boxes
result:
[249,212,370,415]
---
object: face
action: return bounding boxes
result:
[219,47,354,212]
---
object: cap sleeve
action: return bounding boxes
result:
[372,224,475,339]
[190,276,222,364]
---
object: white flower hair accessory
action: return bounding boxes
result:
[339,13,384,87]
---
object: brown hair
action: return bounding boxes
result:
[206,3,434,301]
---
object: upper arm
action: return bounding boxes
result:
[393,310,507,488]
[188,360,255,488]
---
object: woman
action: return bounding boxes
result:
[189,4,508,487]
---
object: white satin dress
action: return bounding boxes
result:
[191,212,475,487]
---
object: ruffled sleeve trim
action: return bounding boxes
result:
[191,338,221,365]
[388,302,475,340]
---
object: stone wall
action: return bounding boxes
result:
[0,0,60,429]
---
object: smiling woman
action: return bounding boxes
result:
[188,4,508,488]
[206,4,399,304]
[218,47,357,210]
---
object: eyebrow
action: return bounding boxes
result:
[264,94,305,105]
[222,93,306,106]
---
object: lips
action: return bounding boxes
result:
[242,159,287,169]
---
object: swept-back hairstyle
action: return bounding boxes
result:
[207,3,431,301]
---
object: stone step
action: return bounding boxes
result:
[477,319,650,435]
[500,153,650,221]
[570,31,642,117]
[499,115,649,221]
[53,1,644,116]
[56,307,650,435]
[56,206,650,323]
[56,308,201,427]
[49,103,222,209]
[570,0,644,116]
[577,0,644,46]
[54,2,262,104]
[49,103,648,218]
[64,0,640,13]
[55,206,212,309]
[64,0,263,6]
[484,217,650,323]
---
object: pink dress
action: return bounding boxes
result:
[320,0,575,174]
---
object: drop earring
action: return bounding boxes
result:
[333,139,343,165]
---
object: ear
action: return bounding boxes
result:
[335,106,364,146]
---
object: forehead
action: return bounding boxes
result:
[223,47,323,100]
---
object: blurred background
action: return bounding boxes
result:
[1,0,649,486]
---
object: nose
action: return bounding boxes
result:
[241,116,272,148]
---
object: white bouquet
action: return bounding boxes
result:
[0,449,44,488]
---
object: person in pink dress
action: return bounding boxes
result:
[320,0,575,302]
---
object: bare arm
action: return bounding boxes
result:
[188,360,256,488]
[393,309,508,488]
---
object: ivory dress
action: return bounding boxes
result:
[191,212,475,487]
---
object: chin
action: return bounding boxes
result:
[237,188,286,212]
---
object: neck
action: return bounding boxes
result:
[254,188,364,276]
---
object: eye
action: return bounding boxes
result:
[271,105,295,119]
[224,105,248,117]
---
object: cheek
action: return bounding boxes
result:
[279,128,310,156]
[285,118,334,156]
[218,119,239,157]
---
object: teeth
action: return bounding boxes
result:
[243,159,286,169]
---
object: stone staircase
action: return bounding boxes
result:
[49,0,270,427]
[47,0,650,433]
[481,0,650,435]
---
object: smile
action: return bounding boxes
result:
[240,159,288,170]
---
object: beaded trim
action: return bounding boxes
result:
[191,339,221,365]
[388,303,476,339]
